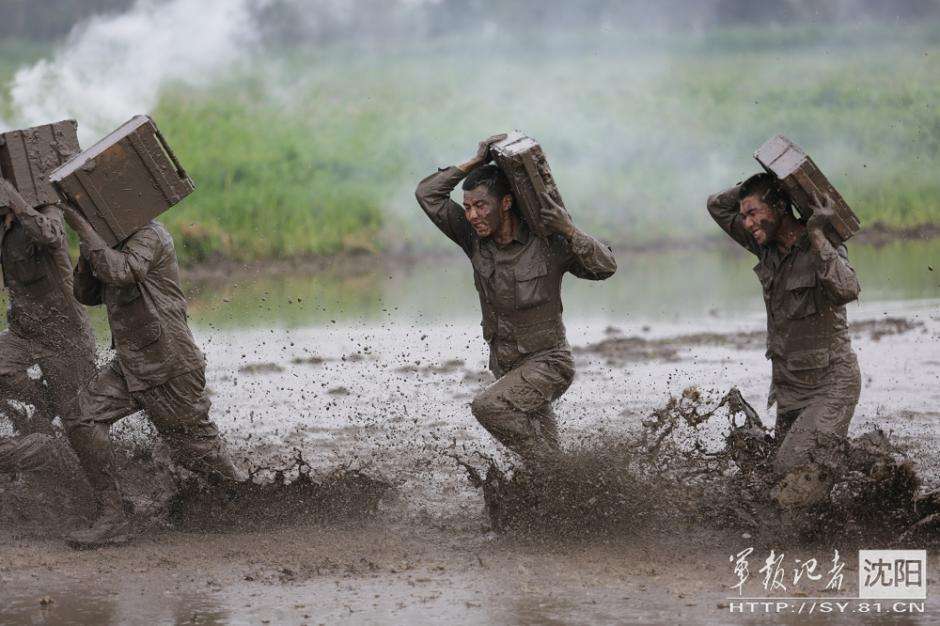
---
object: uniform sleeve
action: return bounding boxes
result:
[15,204,67,248]
[415,166,473,255]
[73,254,103,305]
[564,230,617,280]
[814,240,860,305]
[86,225,162,287]
[707,185,760,256]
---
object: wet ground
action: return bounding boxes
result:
[2,243,939,624]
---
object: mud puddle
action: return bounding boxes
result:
[456,386,936,551]
[4,524,938,625]
[575,316,927,365]
[0,434,391,543]
[2,302,940,623]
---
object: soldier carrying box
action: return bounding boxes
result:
[415,134,617,469]
[0,120,97,440]
[53,116,240,548]
[706,137,863,507]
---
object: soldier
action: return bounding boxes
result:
[415,135,617,468]
[707,173,861,497]
[60,206,239,548]
[0,178,97,435]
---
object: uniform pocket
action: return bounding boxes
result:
[783,271,818,319]
[131,321,163,350]
[515,317,562,354]
[514,261,550,309]
[785,349,831,388]
[786,348,830,371]
[784,348,830,386]
[107,285,163,350]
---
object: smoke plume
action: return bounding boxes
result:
[6,0,258,141]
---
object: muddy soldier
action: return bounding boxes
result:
[416,135,617,467]
[707,174,861,492]
[0,178,96,466]
[59,207,240,547]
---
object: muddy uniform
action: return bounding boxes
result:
[416,166,617,462]
[0,204,96,432]
[0,433,59,473]
[707,186,862,475]
[67,220,234,511]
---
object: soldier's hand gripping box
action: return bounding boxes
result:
[0,119,81,214]
[754,134,861,243]
[492,132,564,239]
[49,115,194,246]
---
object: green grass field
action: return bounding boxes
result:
[2,23,939,263]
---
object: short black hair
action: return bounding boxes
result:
[462,164,512,201]
[739,172,793,216]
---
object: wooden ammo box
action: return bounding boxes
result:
[754,134,860,243]
[0,120,80,212]
[492,132,563,239]
[49,115,194,246]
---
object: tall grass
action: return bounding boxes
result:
[3,23,940,263]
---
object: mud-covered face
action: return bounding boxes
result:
[739,194,780,245]
[463,185,506,238]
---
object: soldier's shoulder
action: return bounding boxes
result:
[144,219,173,241]
[127,221,172,253]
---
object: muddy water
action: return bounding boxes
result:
[2,239,939,624]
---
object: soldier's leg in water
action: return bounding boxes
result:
[773,358,861,477]
[772,409,801,453]
[137,369,238,483]
[64,361,140,545]
[36,338,98,431]
[0,331,52,434]
[470,351,573,464]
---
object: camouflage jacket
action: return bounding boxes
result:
[74,220,204,391]
[707,186,860,407]
[0,204,95,350]
[416,166,617,371]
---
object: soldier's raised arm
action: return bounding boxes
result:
[415,166,473,254]
[61,204,161,287]
[0,179,66,248]
[415,134,507,255]
[538,191,616,280]
[707,183,760,256]
[807,194,860,305]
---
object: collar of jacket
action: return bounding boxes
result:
[510,219,530,244]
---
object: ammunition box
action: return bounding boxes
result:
[49,115,194,247]
[0,120,80,212]
[754,134,861,243]
[492,132,564,239]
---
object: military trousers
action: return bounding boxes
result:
[470,346,575,464]
[64,359,235,509]
[772,352,862,475]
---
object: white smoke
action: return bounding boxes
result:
[7,0,260,141]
